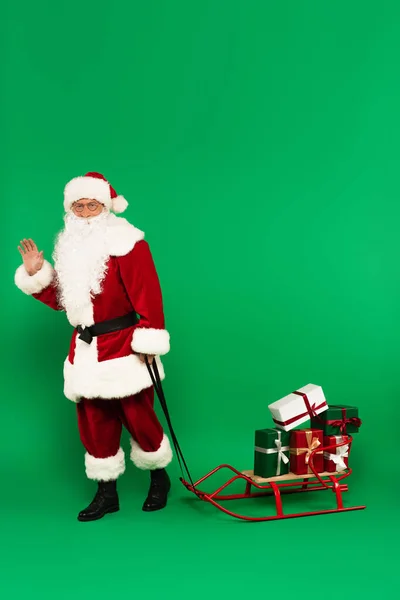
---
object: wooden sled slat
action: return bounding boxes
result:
[242,469,342,484]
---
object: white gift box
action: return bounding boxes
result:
[268,384,329,432]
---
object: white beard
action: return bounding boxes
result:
[53,211,111,327]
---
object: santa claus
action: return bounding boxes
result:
[14,172,173,521]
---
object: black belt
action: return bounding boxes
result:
[76,311,138,344]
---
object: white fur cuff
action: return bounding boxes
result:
[85,447,126,481]
[130,434,173,470]
[14,260,54,295]
[131,328,170,355]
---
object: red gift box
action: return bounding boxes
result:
[323,435,350,473]
[289,429,324,475]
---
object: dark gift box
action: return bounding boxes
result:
[254,428,290,478]
[311,405,361,436]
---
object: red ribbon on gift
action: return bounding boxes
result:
[273,391,327,427]
[325,407,362,435]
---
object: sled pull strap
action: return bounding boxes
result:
[145,357,199,495]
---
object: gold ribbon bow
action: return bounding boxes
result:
[290,430,322,472]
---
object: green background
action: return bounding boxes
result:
[2,0,398,597]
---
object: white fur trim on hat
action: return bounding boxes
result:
[131,328,170,356]
[85,447,126,481]
[130,434,173,470]
[64,176,112,211]
[14,260,54,295]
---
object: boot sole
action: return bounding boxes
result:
[142,503,167,512]
[142,494,169,512]
[77,505,120,522]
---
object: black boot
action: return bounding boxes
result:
[142,469,171,512]
[78,480,119,522]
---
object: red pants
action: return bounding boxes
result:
[77,387,173,481]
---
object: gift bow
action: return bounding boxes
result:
[324,444,349,472]
[290,430,321,465]
[292,391,320,420]
[304,437,320,464]
[274,435,290,475]
[254,431,290,476]
[327,416,361,434]
[273,390,327,428]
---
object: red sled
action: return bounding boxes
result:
[180,436,366,522]
[146,361,366,522]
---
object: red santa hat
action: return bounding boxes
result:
[63,172,129,214]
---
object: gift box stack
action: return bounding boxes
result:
[253,384,362,479]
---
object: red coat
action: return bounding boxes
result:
[14,218,170,402]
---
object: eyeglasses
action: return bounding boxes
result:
[72,201,102,212]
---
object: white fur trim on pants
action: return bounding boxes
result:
[14,260,54,295]
[85,447,126,481]
[130,434,173,470]
[131,328,170,356]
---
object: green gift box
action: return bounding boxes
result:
[311,405,361,436]
[254,428,291,478]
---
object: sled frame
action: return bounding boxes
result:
[180,437,366,522]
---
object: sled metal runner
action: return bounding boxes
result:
[146,361,365,522]
[180,437,366,522]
